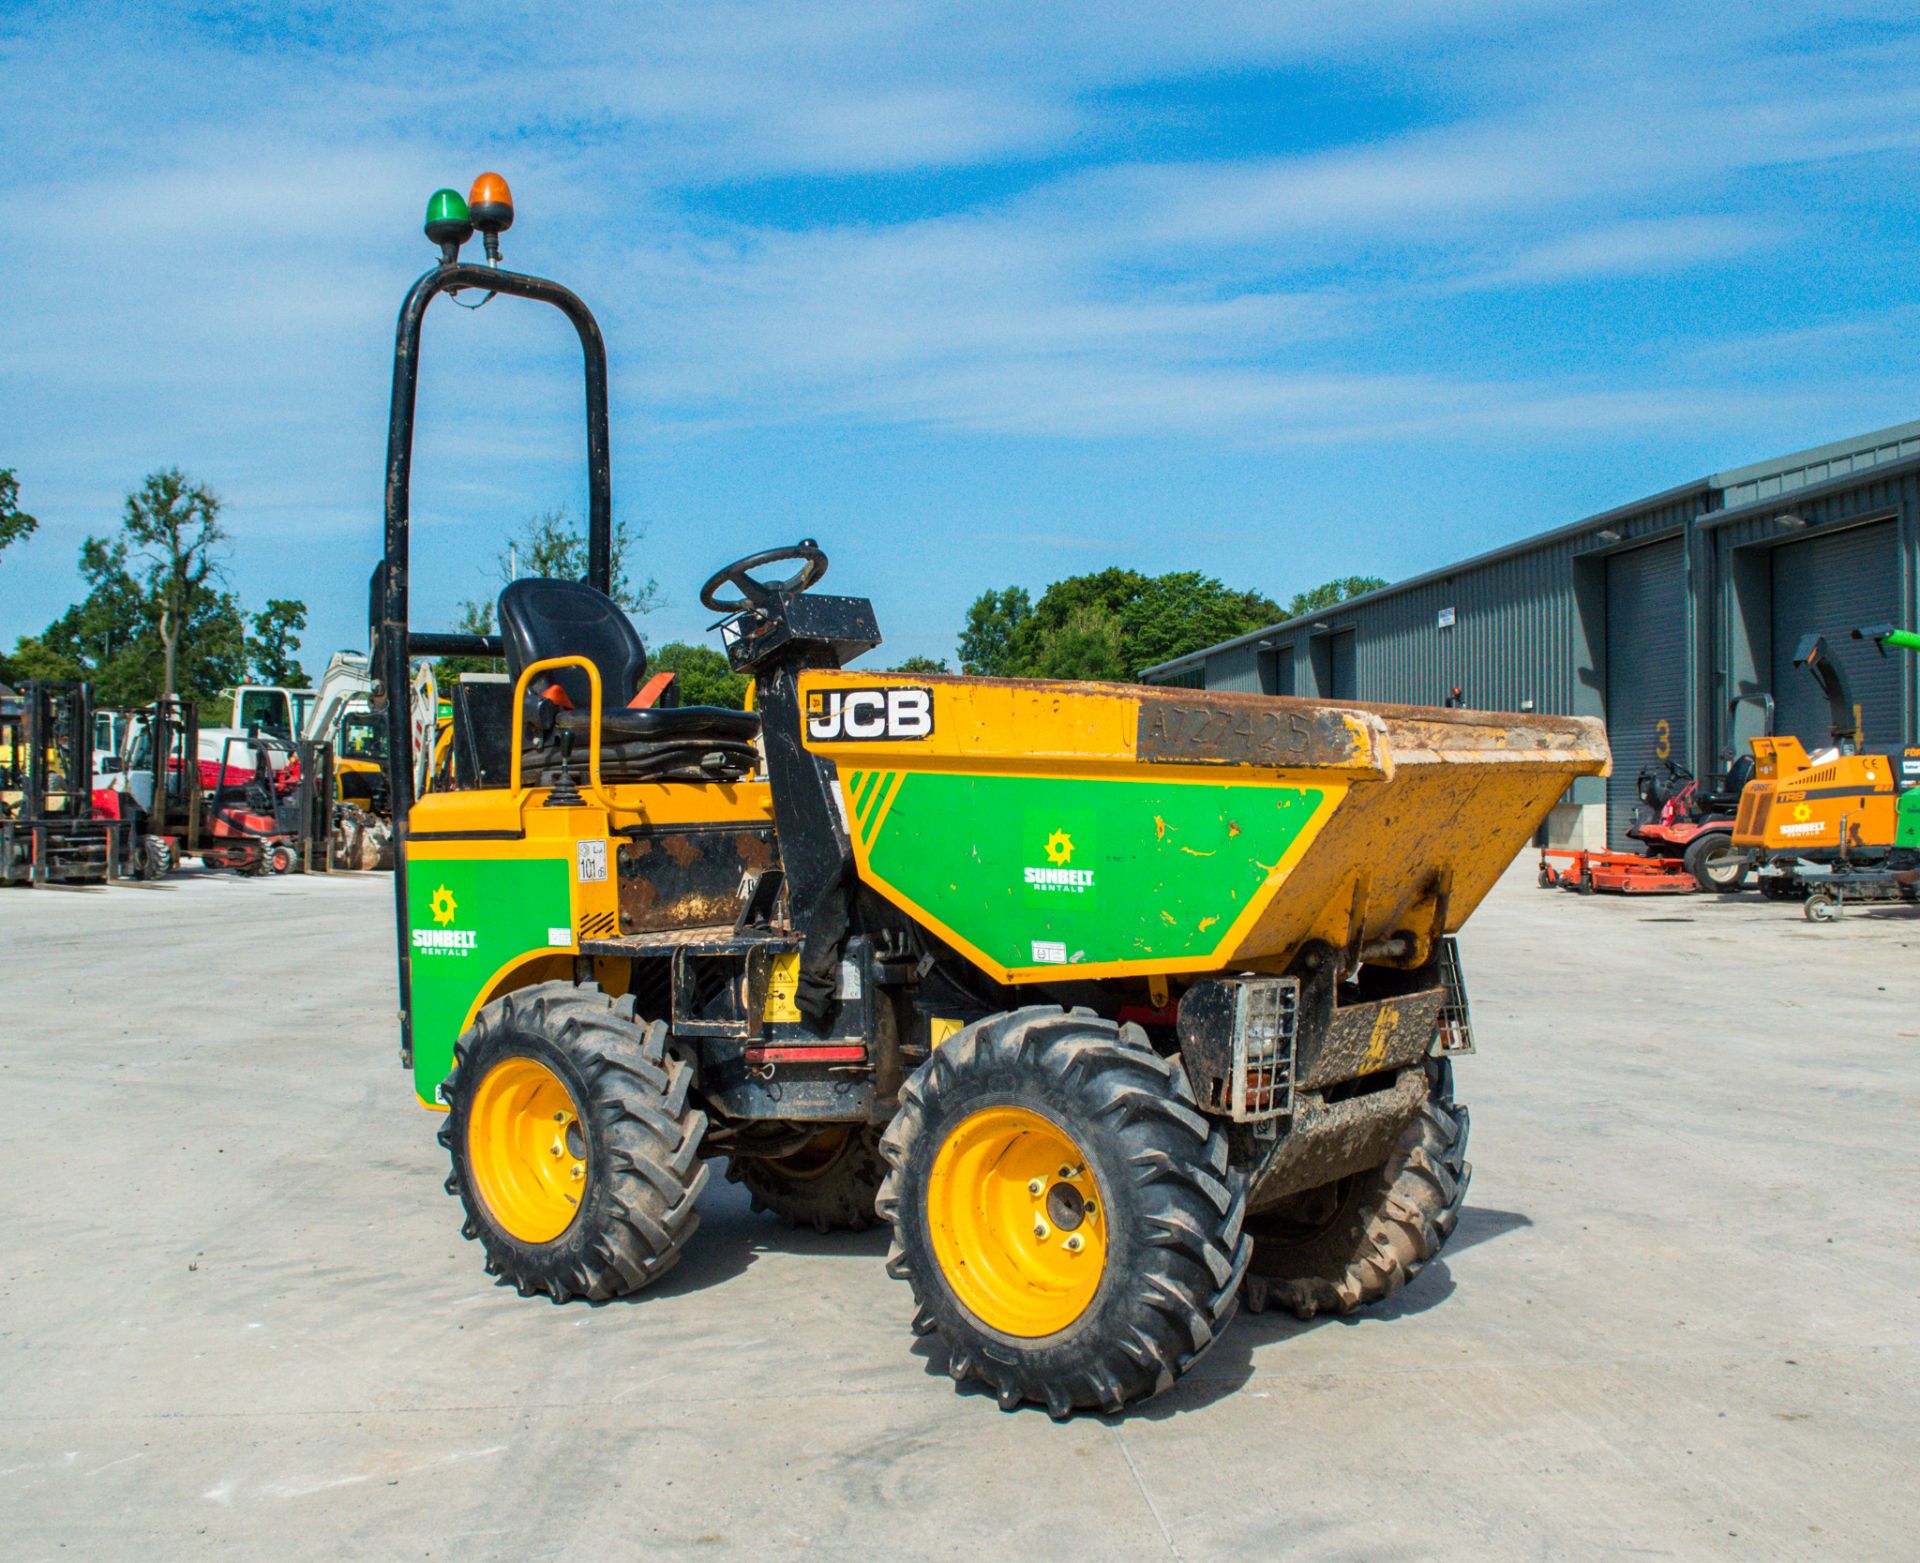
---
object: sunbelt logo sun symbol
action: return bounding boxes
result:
[1045,830,1074,865]
[431,885,458,925]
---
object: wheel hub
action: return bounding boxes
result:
[926,1106,1107,1338]
[466,1055,587,1243]
[1045,1180,1086,1231]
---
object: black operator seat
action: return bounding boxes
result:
[496,578,760,784]
[1699,753,1755,814]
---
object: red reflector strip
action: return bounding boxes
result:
[743,1046,866,1065]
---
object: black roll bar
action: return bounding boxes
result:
[376,257,614,1066]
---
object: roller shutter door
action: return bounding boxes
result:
[1605,539,1688,844]
[1328,629,1356,700]
[1770,522,1902,752]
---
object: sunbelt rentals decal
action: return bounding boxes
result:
[1024,828,1094,893]
[413,884,478,955]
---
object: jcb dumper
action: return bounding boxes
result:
[375,177,1611,1418]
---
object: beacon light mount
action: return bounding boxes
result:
[421,173,515,266]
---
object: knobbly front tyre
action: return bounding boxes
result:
[1242,1060,1469,1320]
[729,1125,886,1233]
[440,981,709,1302]
[877,1006,1250,1419]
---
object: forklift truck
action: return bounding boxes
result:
[0,681,123,886]
[114,698,335,876]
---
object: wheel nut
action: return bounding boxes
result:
[1064,1233,1084,1253]
[571,1163,585,1181]
[1058,1164,1077,1180]
[1028,1178,1045,1196]
[554,1112,566,1122]
[1033,1219,1050,1240]
[549,1137,564,1157]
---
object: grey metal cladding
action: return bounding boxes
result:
[1768,521,1902,751]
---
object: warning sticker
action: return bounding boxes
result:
[764,952,802,1022]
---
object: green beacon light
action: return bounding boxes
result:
[424,188,474,262]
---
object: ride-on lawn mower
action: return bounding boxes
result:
[1623,692,1773,892]
[1539,693,1770,896]
[377,178,1608,1417]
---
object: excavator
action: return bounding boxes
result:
[298,651,396,869]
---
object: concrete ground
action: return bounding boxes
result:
[2,862,1916,1562]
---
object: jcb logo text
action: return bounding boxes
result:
[806,687,934,742]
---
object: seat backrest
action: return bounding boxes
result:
[1723,753,1755,797]
[498,578,647,712]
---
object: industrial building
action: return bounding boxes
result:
[1141,420,1919,847]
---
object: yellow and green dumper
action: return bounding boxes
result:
[375,180,1610,1418]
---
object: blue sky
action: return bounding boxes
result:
[4,2,1920,671]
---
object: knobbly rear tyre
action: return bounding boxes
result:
[1243,1061,1470,1320]
[878,1006,1250,1419]
[440,981,709,1303]
[729,1125,885,1233]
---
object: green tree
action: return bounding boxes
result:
[175,590,247,703]
[121,468,226,701]
[890,654,949,674]
[956,569,1284,683]
[1282,575,1387,618]
[650,641,748,709]
[1027,604,1128,681]
[957,586,1031,675]
[27,517,246,706]
[37,536,154,696]
[247,598,310,687]
[0,469,37,557]
[2,634,82,684]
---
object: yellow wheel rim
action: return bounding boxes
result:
[926,1106,1107,1338]
[466,1056,587,1244]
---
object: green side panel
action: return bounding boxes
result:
[1897,787,1920,851]
[404,855,573,1102]
[863,771,1323,971]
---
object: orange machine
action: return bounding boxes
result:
[1732,636,1915,871]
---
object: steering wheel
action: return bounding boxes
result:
[700,539,829,612]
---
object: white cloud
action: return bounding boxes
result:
[5,2,1920,656]
[1477,215,1775,286]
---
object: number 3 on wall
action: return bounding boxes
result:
[1654,718,1671,761]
